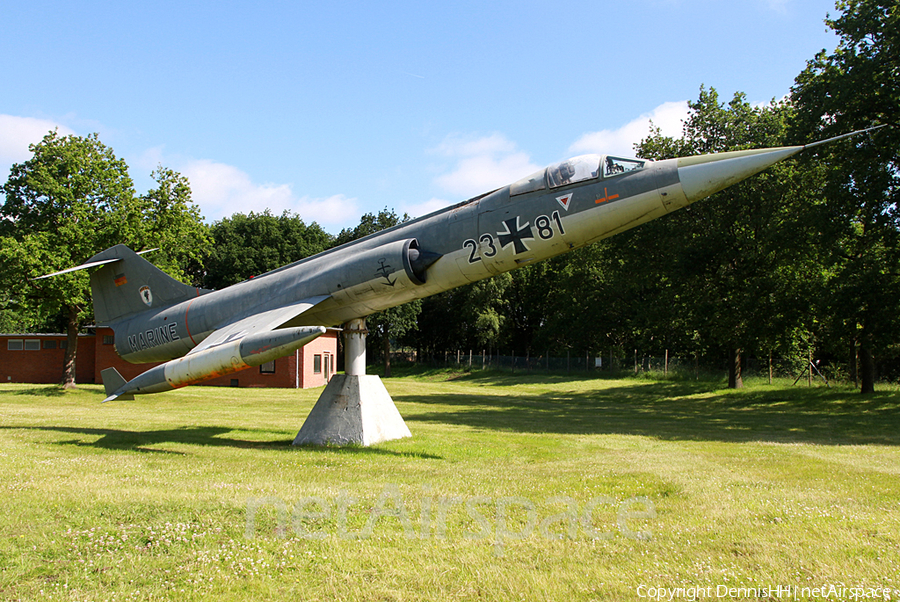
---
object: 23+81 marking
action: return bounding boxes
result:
[463,210,565,264]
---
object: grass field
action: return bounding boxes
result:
[0,370,898,601]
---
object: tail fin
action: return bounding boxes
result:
[100,367,134,401]
[88,245,209,325]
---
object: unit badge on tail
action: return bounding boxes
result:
[139,286,153,306]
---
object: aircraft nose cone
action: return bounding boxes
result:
[677,146,804,204]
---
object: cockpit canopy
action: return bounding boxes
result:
[548,154,601,188]
[510,154,646,196]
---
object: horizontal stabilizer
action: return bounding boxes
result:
[34,248,158,280]
[101,367,134,402]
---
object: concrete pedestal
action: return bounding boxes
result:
[292,374,411,446]
[292,317,411,447]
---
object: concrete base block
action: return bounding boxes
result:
[292,374,411,447]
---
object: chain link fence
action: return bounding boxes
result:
[394,349,851,384]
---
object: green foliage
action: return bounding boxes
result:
[791,0,900,392]
[634,88,821,354]
[333,206,411,246]
[138,166,213,287]
[0,131,141,385]
[202,210,332,289]
[0,131,210,385]
[416,89,826,385]
[415,273,513,356]
[0,131,139,310]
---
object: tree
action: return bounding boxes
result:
[332,207,408,247]
[0,131,210,388]
[202,210,332,289]
[628,88,823,387]
[791,0,900,393]
[414,272,512,360]
[138,166,212,287]
[0,132,141,387]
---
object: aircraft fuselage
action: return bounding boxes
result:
[113,155,687,364]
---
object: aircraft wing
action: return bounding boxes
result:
[187,294,331,355]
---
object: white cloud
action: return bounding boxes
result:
[0,115,353,231]
[0,114,75,165]
[427,106,692,205]
[133,147,360,229]
[179,158,360,228]
[431,133,542,198]
[763,0,789,14]
[568,101,689,158]
[401,197,455,220]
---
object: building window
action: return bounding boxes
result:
[60,340,67,350]
[259,361,275,374]
[24,339,40,351]
[314,354,322,374]
[103,335,115,345]
[7,339,23,351]
[43,340,57,350]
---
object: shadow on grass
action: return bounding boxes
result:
[399,380,900,446]
[0,425,441,458]
[383,365,639,386]
[10,386,69,397]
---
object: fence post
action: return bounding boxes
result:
[808,348,812,387]
[665,349,668,376]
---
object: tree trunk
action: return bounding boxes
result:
[61,305,79,389]
[859,345,875,394]
[383,334,392,378]
[727,347,743,389]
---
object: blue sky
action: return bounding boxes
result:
[1,0,839,234]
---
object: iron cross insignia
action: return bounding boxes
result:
[497,216,534,254]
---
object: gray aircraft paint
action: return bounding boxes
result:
[39,128,879,401]
[104,154,683,364]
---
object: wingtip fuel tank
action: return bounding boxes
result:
[102,326,327,402]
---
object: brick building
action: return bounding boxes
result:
[0,327,337,389]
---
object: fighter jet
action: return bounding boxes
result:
[40,128,878,404]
